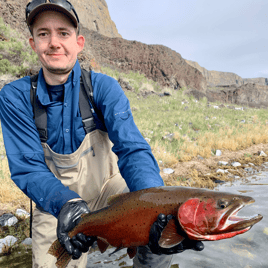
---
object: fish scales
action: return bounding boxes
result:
[70,188,183,247]
[48,186,263,268]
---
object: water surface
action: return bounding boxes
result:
[86,170,268,268]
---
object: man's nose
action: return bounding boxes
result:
[49,34,61,48]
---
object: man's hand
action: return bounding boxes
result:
[148,213,204,255]
[57,200,97,259]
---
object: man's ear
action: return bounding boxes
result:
[77,35,85,53]
[29,37,37,52]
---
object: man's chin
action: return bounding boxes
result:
[46,66,72,75]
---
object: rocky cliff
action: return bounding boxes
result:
[0,0,121,38]
[82,28,207,91]
[186,60,268,87]
[187,83,268,109]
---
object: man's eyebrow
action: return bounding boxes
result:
[36,27,72,32]
[36,27,49,32]
[57,27,72,32]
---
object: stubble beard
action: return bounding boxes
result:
[45,64,74,75]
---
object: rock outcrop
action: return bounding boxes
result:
[186,60,268,87]
[71,0,121,38]
[0,0,121,38]
[82,28,207,90]
[188,83,268,108]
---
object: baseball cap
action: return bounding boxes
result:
[26,0,79,29]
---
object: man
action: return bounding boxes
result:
[0,0,204,267]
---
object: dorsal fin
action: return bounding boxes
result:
[158,218,185,248]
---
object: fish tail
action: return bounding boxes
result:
[48,239,72,268]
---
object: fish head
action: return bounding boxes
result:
[178,191,263,241]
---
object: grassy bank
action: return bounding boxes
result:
[0,18,268,211]
[101,66,268,164]
[1,66,268,211]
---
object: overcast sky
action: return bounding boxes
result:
[105,0,267,79]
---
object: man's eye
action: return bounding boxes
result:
[61,32,69,36]
[39,33,48,37]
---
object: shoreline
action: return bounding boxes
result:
[1,143,268,215]
[161,142,268,188]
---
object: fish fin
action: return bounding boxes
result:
[97,237,110,253]
[107,193,129,206]
[158,219,185,248]
[48,239,72,268]
[127,247,137,259]
[109,247,123,256]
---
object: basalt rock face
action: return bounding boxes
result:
[71,0,121,38]
[0,0,30,38]
[82,28,207,90]
[186,60,268,87]
[0,0,121,39]
[188,83,268,108]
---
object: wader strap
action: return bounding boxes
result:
[30,70,103,138]
[81,69,106,126]
[30,198,32,238]
[30,74,48,143]
[79,74,96,133]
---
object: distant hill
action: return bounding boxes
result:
[0,0,267,98]
[186,60,268,87]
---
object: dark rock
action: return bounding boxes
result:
[82,29,207,90]
[214,179,226,184]
[0,213,17,226]
[118,77,133,91]
[205,83,268,108]
[164,92,171,96]
[186,60,268,87]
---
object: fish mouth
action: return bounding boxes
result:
[211,199,263,239]
[222,203,263,232]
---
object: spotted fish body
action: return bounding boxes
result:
[48,186,263,268]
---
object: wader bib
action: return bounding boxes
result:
[32,130,128,267]
[30,70,173,268]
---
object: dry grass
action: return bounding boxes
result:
[1,68,268,212]
[0,157,30,214]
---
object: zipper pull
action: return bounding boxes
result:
[92,147,95,157]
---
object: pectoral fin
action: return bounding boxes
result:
[127,247,137,258]
[97,237,110,253]
[158,219,185,248]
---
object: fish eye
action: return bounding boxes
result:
[218,200,228,209]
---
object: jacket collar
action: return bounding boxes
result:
[36,60,81,106]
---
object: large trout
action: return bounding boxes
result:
[48,186,263,267]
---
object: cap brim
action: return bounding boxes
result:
[27,3,78,28]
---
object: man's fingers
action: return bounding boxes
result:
[72,248,82,260]
[192,241,204,251]
[71,236,88,253]
[156,213,167,229]
[59,236,74,255]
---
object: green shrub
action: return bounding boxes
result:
[0,16,38,76]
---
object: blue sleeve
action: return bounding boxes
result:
[91,72,164,191]
[0,79,79,217]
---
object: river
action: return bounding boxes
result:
[86,165,268,268]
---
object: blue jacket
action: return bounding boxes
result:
[0,60,164,217]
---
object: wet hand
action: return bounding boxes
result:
[148,213,204,255]
[57,200,97,259]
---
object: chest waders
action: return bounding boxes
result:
[30,70,173,268]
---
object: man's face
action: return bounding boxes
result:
[29,11,84,76]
